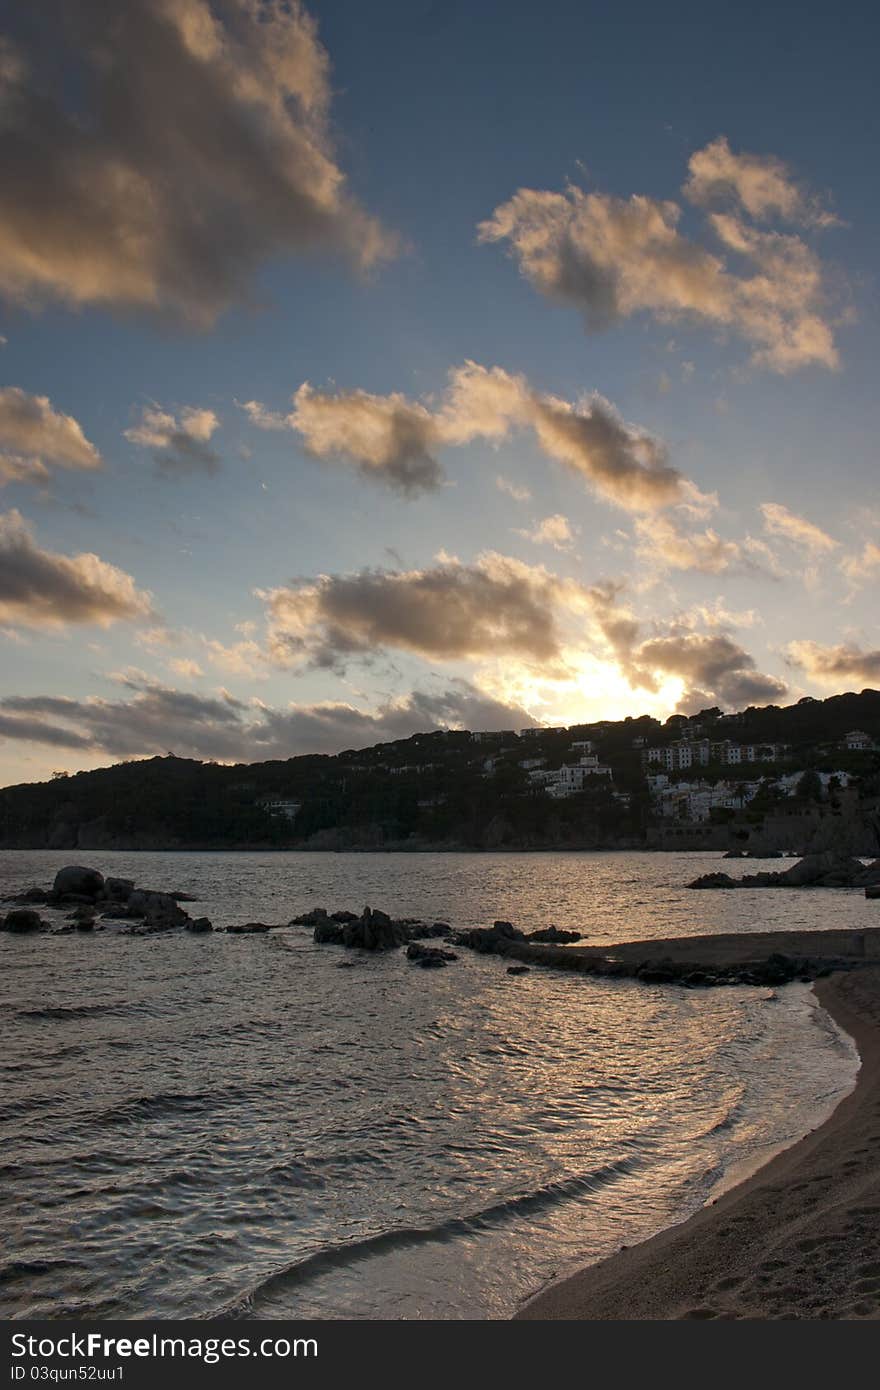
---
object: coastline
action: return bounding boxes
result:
[515,965,880,1320]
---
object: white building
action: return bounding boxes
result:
[845,730,874,751]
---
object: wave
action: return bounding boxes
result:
[223,1154,642,1317]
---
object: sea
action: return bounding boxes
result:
[0,849,869,1321]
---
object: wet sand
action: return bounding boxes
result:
[516,964,880,1320]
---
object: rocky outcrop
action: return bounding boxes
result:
[310,906,454,952]
[226,922,272,934]
[689,851,880,891]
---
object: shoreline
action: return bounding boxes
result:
[515,965,880,1320]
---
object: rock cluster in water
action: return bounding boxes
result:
[1,864,216,934]
[689,851,880,893]
[293,905,455,958]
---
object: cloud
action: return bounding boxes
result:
[634,514,780,575]
[0,675,532,763]
[260,550,597,671]
[633,632,788,711]
[786,639,880,687]
[478,143,841,373]
[840,541,880,587]
[0,508,152,628]
[168,657,204,679]
[245,360,702,511]
[683,136,839,227]
[0,385,101,486]
[245,385,443,497]
[496,474,532,502]
[0,1,395,326]
[759,501,838,553]
[124,404,221,475]
[515,513,576,550]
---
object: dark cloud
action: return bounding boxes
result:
[262,552,590,670]
[786,641,880,688]
[0,508,153,628]
[0,1,395,326]
[245,361,698,510]
[0,676,532,763]
[634,633,788,711]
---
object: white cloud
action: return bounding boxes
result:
[759,501,838,553]
[0,385,101,486]
[125,404,221,474]
[515,513,576,550]
[478,141,841,373]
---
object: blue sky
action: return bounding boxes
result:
[0,0,878,784]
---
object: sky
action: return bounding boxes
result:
[0,0,878,786]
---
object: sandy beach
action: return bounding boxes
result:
[516,963,880,1320]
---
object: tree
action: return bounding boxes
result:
[796,770,823,803]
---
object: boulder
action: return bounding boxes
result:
[2,908,45,933]
[186,918,214,933]
[75,919,95,932]
[52,866,104,899]
[866,885,880,900]
[507,965,530,976]
[330,910,359,923]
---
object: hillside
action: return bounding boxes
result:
[1,689,879,852]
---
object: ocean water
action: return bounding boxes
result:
[0,849,865,1321]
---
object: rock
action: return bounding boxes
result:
[5,886,50,904]
[507,965,530,976]
[526,925,582,943]
[52,866,104,899]
[186,917,214,933]
[226,922,271,934]
[290,907,330,926]
[778,851,864,887]
[330,910,359,923]
[314,920,344,944]
[408,921,453,940]
[67,905,96,922]
[363,906,392,927]
[452,921,526,954]
[865,885,880,899]
[75,918,95,932]
[2,908,45,933]
[688,872,738,889]
[127,890,189,927]
[103,877,135,902]
[406,942,458,965]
